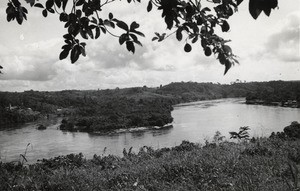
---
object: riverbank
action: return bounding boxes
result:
[1,135,299,190]
[246,99,299,108]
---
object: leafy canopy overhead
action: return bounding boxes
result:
[3,0,278,75]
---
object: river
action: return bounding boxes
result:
[0,98,299,163]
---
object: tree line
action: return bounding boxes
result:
[1,80,299,130]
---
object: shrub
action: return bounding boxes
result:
[284,121,300,139]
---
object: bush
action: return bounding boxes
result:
[59,119,75,131]
[284,121,300,139]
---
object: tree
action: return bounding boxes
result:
[3,0,278,75]
[229,126,250,140]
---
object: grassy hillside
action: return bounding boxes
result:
[1,136,299,190]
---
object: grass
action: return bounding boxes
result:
[1,138,300,190]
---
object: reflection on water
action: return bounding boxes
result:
[0,98,299,163]
[131,131,145,139]
[152,128,173,137]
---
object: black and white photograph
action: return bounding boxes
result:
[0,0,299,190]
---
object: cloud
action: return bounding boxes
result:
[0,38,62,81]
[264,12,300,62]
[1,1,300,92]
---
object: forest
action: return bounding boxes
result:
[245,81,300,107]
[1,80,299,130]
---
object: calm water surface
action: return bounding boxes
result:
[1,98,299,163]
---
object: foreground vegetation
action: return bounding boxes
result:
[1,122,300,190]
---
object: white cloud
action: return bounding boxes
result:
[264,12,300,62]
[0,38,62,81]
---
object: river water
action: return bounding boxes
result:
[0,98,299,163]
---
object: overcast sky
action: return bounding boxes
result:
[0,0,299,91]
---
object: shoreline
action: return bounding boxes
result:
[246,100,300,108]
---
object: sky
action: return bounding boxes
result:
[0,0,299,91]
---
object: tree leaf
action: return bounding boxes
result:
[134,40,143,47]
[70,46,80,63]
[23,12,27,20]
[7,13,14,22]
[126,41,135,53]
[47,8,55,14]
[218,53,226,65]
[269,0,278,9]
[147,1,153,12]
[192,36,198,43]
[55,0,61,8]
[110,22,115,28]
[59,12,68,22]
[59,48,70,60]
[34,3,44,8]
[221,21,230,32]
[201,7,211,12]
[119,34,128,45]
[165,15,174,30]
[152,37,159,41]
[63,33,72,40]
[249,0,262,20]
[131,30,145,37]
[80,30,88,39]
[116,20,129,31]
[236,0,243,6]
[76,0,84,6]
[46,0,54,10]
[263,8,271,17]
[109,13,113,20]
[80,46,86,57]
[95,27,100,39]
[130,21,139,31]
[224,59,232,75]
[16,12,24,25]
[204,47,212,56]
[100,27,106,34]
[25,0,35,6]
[22,7,28,14]
[87,28,94,39]
[12,0,21,7]
[129,33,138,42]
[62,0,68,11]
[176,28,183,41]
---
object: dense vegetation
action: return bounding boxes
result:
[1,80,300,130]
[0,87,174,130]
[245,81,300,107]
[1,122,300,190]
